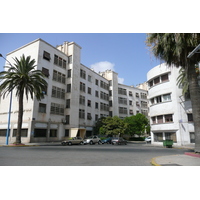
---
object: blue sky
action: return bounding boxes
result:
[0,33,162,86]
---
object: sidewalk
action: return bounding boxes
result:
[151,153,200,166]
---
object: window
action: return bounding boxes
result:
[88,100,91,107]
[0,129,9,137]
[150,98,155,105]
[79,95,85,105]
[165,132,177,143]
[13,129,28,137]
[152,117,156,124]
[79,109,85,119]
[63,59,67,69]
[68,56,72,64]
[39,103,46,113]
[65,115,70,125]
[157,115,163,124]
[88,87,91,94]
[65,129,70,137]
[118,97,127,105]
[54,55,58,65]
[163,94,171,102]
[80,69,86,79]
[88,75,92,82]
[67,69,72,78]
[109,100,112,107]
[129,91,133,96]
[52,86,56,97]
[66,99,70,108]
[129,110,133,115]
[62,74,66,84]
[187,113,193,122]
[42,67,49,77]
[149,80,153,87]
[95,79,99,85]
[52,70,66,84]
[161,74,169,82]
[34,129,47,137]
[118,88,127,95]
[154,77,160,85]
[101,81,109,90]
[165,114,173,123]
[151,114,173,124]
[119,107,127,114]
[95,102,99,109]
[67,84,71,93]
[141,93,147,99]
[52,86,65,99]
[154,132,163,142]
[87,113,92,120]
[53,70,57,81]
[141,101,147,108]
[136,93,139,98]
[43,51,50,61]
[95,90,99,97]
[190,132,195,143]
[109,90,112,96]
[50,103,64,115]
[95,115,99,121]
[80,82,85,92]
[50,129,57,137]
[156,96,162,103]
[59,57,62,67]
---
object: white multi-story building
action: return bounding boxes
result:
[0,38,148,143]
[147,63,195,147]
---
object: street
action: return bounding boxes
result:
[0,142,192,166]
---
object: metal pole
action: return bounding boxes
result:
[0,54,13,145]
[6,90,12,145]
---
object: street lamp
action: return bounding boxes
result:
[0,53,13,145]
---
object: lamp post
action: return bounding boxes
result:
[0,54,13,145]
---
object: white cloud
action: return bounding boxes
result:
[118,77,124,84]
[90,61,125,84]
[90,61,115,73]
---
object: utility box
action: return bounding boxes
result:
[163,140,173,148]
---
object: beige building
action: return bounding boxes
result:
[0,38,148,143]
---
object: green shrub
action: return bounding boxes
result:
[129,137,145,141]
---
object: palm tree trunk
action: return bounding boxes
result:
[187,65,200,152]
[15,90,23,144]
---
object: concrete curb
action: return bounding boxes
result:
[150,156,161,166]
[0,144,39,147]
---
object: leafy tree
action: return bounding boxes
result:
[124,113,149,137]
[102,116,126,137]
[0,54,47,144]
[146,33,200,152]
[93,116,106,135]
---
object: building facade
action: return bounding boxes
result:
[147,63,195,147]
[0,38,148,143]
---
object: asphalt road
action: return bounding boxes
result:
[0,142,192,166]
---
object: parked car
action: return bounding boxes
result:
[84,135,102,145]
[101,137,113,144]
[111,137,127,145]
[145,136,151,143]
[61,137,84,146]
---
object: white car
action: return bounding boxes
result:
[145,136,151,143]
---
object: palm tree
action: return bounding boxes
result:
[146,33,200,152]
[0,54,47,144]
